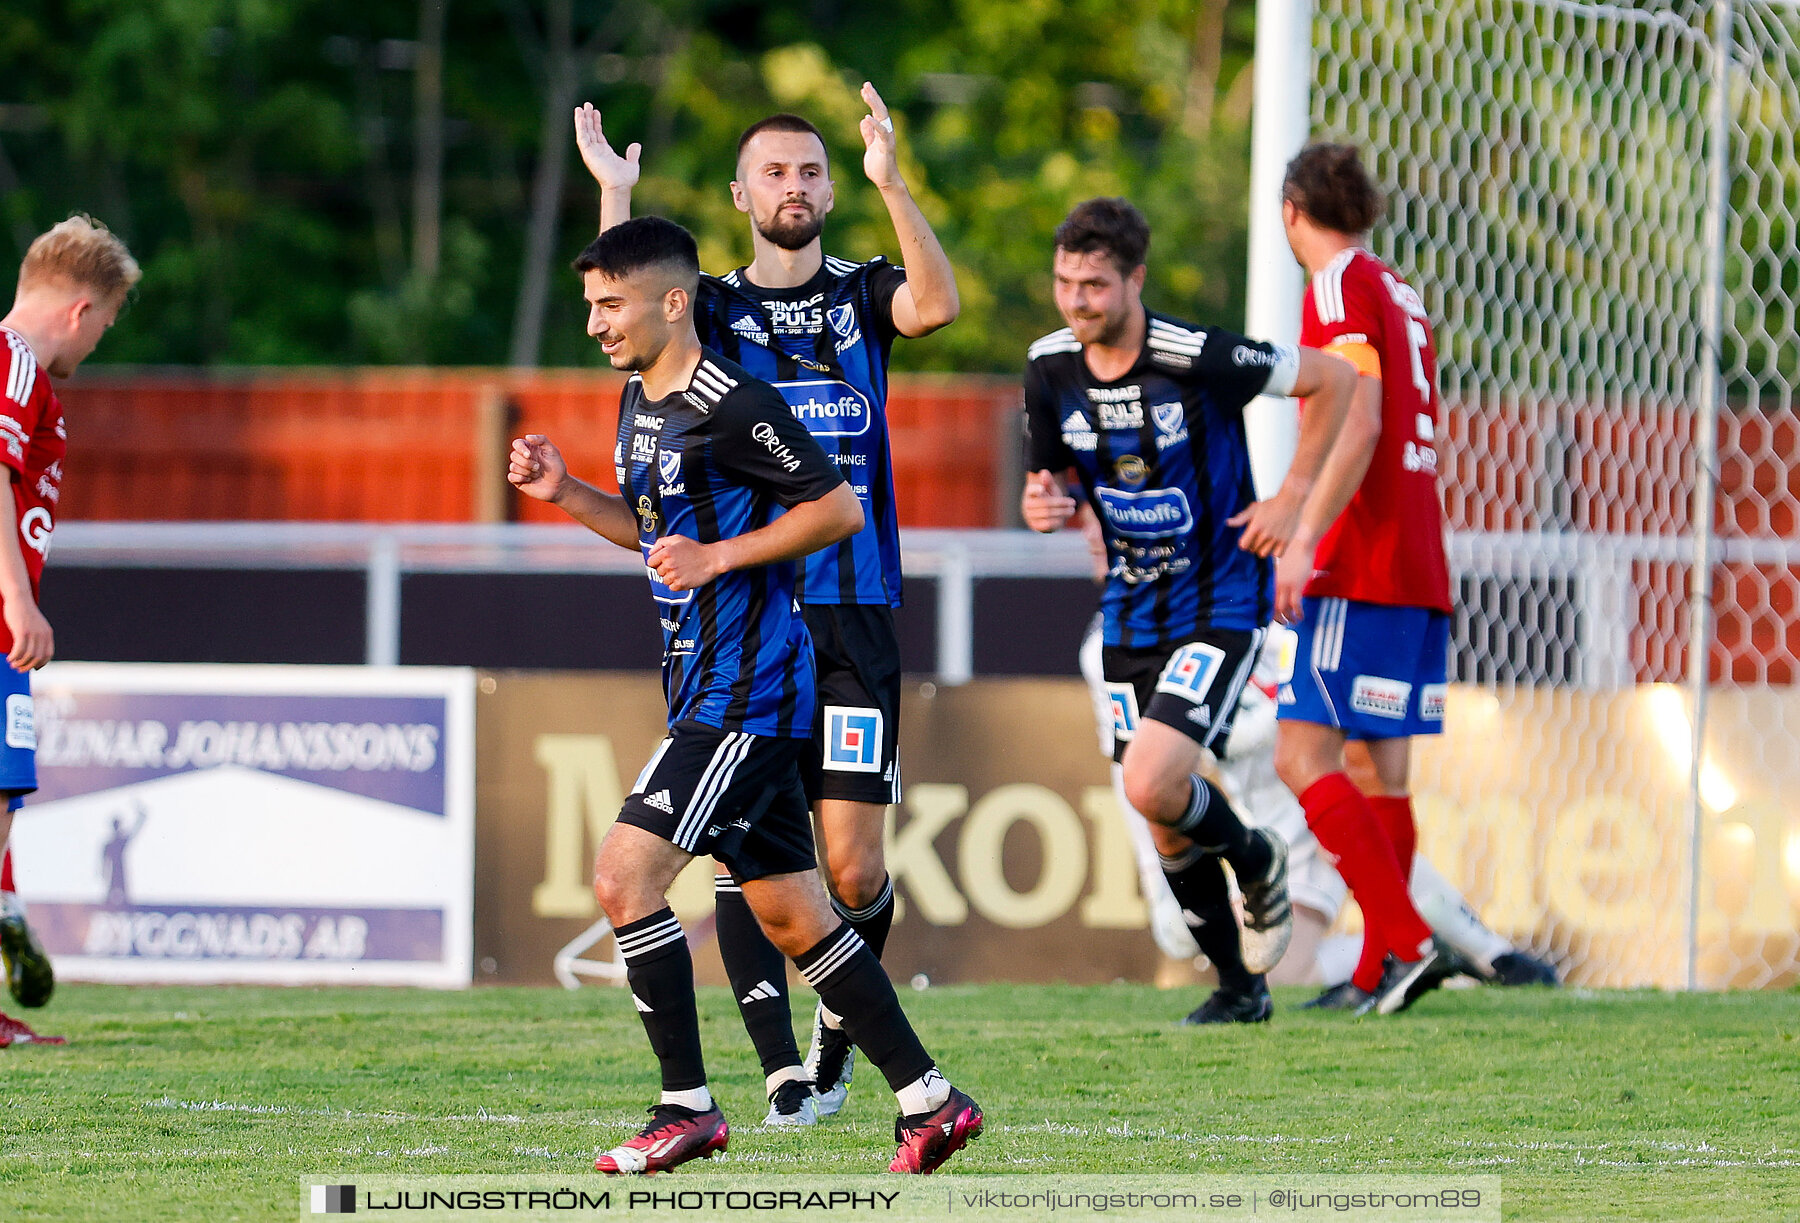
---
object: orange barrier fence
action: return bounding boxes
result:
[59,368,1022,528]
[54,369,1799,682]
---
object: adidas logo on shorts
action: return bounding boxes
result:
[1186,705,1212,727]
[643,789,675,814]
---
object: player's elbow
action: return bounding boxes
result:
[823,484,864,542]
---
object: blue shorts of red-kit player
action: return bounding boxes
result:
[0,664,36,811]
[1277,596,1450,740]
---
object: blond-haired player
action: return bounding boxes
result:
[0,217,140,1048]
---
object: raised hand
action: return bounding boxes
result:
[1021,469,1078,533]
[508,433,570,504]
[859,81,902,191]
[574,102,641,192]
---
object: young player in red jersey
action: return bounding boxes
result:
[0,217,140,1047]
[1269,145,1448,1016]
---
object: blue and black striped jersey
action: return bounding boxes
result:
[1023,310,1300,649]
[615,350,847,737]
[693,256,906,607]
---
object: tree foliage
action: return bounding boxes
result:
[0,0,1261,371]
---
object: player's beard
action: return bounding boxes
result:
[755,202,823,251]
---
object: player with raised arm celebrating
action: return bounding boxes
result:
[1021,198,1357,1025]
[1270,143,1452,1016]
[0,217,139,1049]
[574,86,956,1123]
[510,216,981,1176]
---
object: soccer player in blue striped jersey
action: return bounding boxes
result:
[510,217,981,1176]
[1021,198,1358,1024]
[575,84,957,1122]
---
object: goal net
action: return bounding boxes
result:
[1310,0,1799,986]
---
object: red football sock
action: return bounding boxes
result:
[1350,795,1421,988]
[1,844,13,895]
[1301,773,1432,990]
[1369,795,1418,879]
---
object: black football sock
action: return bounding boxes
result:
[1173,774,1273,881]
[713,873,804,1081]
[794,922,934,1093]
[831,874,896,960]
[614,908,707,1093]
[1160,844,1260,995]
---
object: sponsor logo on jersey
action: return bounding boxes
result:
[1106,683,1139,744]
[824,705,883,773]
[19,506,51,557]
[1351,675,1412,719]
[636,495,658,534]
[729,313,771,346]
[1112,454,1149,487]
[1157,640,1227,703]
[657,448,683,494]
[1232,344,1277,368]
[634,413,665,430]
[1416,412,1435,441]
[1095,485,1193,539]
[1060,410,1097,452]
[778,380,871,438]
[1086,385,1145,430]
[766,294,824,335]
[631,431,658,462]
[751,420,804,472]
[1420,683,1447,721]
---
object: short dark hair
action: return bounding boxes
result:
[735,113,828,171]
[1282,143,1385,235]
[1053,198,1150,276]
[572,216,700,291]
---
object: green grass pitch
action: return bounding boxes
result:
[3,982,1796,1221]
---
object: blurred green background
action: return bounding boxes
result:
[0,0,1261,372]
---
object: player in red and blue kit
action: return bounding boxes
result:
[510,217,981,1176]
[1271,143,1451,1017]
[1021,198,1359,1025]
[576,87,958,1123]
[0,216,139,1048]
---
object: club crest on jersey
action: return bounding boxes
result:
[657,448,683,493]
[1157,640,1227,703]
[824,705,883,773]
[827,303,857,339]
[1095,486,1193,539]
[778,380,870,438]
[1106,683,1139,744]
[1152,400,1184,437]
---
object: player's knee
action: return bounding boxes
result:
[826,854,887,911]
[592,867,650,927]
[1122,770,1183,825]
[1273,739,1321,797]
